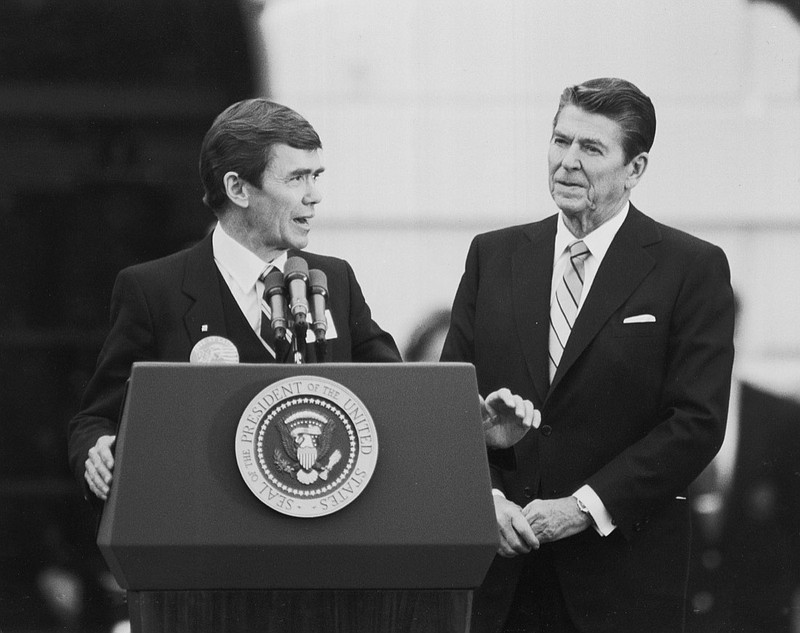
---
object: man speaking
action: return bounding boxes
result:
[68,99,405,504]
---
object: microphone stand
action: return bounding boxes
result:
[314,338,327,363]
[291,320,308,364]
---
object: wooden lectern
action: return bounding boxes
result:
[97,362,498,633]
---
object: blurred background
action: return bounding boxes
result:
[1,0,798,631]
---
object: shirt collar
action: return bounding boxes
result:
[553,202,629,263]
[212,223,288,293]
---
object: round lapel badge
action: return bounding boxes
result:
[235,376,378,518]
[189,336,240,363]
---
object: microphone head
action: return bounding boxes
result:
[309,269,328,296]
[284,256,309,283]
[263,270,285,296]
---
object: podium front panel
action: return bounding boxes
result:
[98,363,498,591]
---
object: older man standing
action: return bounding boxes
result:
[442,78,735,632]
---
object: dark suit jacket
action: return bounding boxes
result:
[688,382,800,633]
[68,233,400,495]
[442,205,735,632]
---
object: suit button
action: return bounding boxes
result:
[540,425,552,436]
[523,487,533,499]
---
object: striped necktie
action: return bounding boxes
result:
[549,240,590,381]
[258,268,277,358]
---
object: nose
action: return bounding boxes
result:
[561,143,581,170]
[303,179,322,205]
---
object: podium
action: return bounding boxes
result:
[97,362,498,632]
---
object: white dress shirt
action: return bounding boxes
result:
[211,223,287,335]
[556,204,629,537]
[494,205,630,537]
[550,204,629,308]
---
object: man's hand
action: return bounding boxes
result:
[481,388,541,448]
[84,435,116,501]
[522,497,592,544]
[494,494,540,557]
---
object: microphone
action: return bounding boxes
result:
[309,269,328,342]
[263,270,288,340]
[284,257,310,326]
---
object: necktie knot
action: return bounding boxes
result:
[568,240,590,261]
[259,265,276,299]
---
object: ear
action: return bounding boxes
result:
[223,171,250,209]
[625,152,649,191]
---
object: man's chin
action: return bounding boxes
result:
[290,236,310,251]
[552,195,587,215]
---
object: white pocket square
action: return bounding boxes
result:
[623,314,656,324]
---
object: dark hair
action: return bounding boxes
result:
[199,99,322,210]
[554,78,656,164]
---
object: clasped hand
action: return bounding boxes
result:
[494,495,592,558]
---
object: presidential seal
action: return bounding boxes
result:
[235,376,378,518]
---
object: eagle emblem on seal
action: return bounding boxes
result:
[274,411,342,485]
[236,376,378,517]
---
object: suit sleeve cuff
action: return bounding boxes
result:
[574,485,616,536]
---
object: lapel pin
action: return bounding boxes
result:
[201,324,209,332]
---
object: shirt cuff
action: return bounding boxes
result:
[491,488,507,499]
[574,485,616,536]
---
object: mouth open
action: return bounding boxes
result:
[293,217,311,227]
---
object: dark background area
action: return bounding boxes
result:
[0,1,256,629]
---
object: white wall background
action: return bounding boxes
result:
[253,0,800,397]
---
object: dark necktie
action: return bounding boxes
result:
[258,268,277,358]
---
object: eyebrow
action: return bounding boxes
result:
[553,129,609,151]
[287,166,325,178]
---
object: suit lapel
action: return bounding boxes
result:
[182,233,229,348]
[513,217,557,404]
[549,206,661,394]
